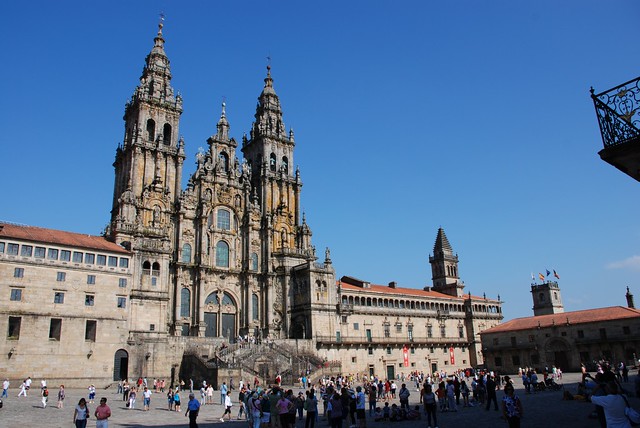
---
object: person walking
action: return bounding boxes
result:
[57,385,66,408]
[485,376,499,411]
[174,388,182,412]
[220,381,228,405]
[2,379,9,398]
[185,393,201,428]
[73,398,90,428]
[94,397,112,428]
[355,386,366,428]
[41,386,49,408]
[142,386,152,411]
[304,389,318,428]
[501,383,523,428]
[220,390,233,422]
[128,387,137,409]
[18,379,27,397]
[421,384,438,428]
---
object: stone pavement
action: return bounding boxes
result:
[0,373,638,427]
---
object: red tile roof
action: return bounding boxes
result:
[0,223,130,254]
[480,306,640,334]
[339,280,491,302]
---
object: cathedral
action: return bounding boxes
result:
[0,22,502,385]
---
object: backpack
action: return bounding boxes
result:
[43,389,48,397]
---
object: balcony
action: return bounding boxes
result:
[315,335,469,346]
[591,76,640,181]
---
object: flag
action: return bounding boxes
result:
[553,269,560,279]
[531,273,535,282]
[538,273,545,281]
[546,269,551,277]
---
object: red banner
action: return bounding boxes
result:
[449,347,455,365]
[403,345,409,367]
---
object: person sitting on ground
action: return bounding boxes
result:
[406,405,421,420]
[374,406,383,422]
[389,403,400,421]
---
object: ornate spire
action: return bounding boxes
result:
[216,100,230,141]
[251,65,286,139]
[433,227,454,257]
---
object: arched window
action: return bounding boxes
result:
[151,262,160,276]
[142,260,151,275]
[180,288,190,317]
[553,292,558,300]
[221,292,236,308]
[148,80,154,96]
[163,123,172,145]
[219,151,229,172]
[146,119,155,142]
[252,294,259,320]
[282,156,289,174]
[250,253,258,271]
[539,293,545,302]
[204,293,219,305]
[182,244,192,263]
[217,209,231,230]
[270,153,276,172]
[216,241,229,267]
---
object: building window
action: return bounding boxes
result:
[119,278,127,288]
[147,119,155,141]
[85,320,97,342]
[10,289,22,301]
[97,255,106,266]
[395,323,402,333]
[252,294,259,321]
[353,322,360,331]
[0,242,4,253]
[351,356,356,363]
[458,326,464,338]
[440,325,446,337]
[117,297,126,308]
[217,209,231,230]
[251,253,259,271]
[7,243,19,255]
[511,355,520,366]
[561,331,567,336]
[579,351,589,363]
[47,248,59,260]
[408,324,413,341]
[34,247,46,258]
[336,331,341,342]
[599,328,607,339]
[20,245,33,257]
[341,315,348,324]
[87,275,96,285]
[427,325,433,338]
[510,337,516,346]
[384,324,390,338]
[215,241,229,267]
[60,250,71,262]
[623,326,631,335]
[8,316,21,339]
[150,324,155,331]
[180,288,190,317]
[151,277,157,286]
[57,272,66,282]
[49,318,62,340]
[495,356,502,367]
[85,253,95,264]
[54,292,64,304]
[528,334,535,342]
[73,252,83,263]
[386,347,392,355]
[119,258,129,268]
[14,267,24,278]
[151,262,160,277]
[410,347,415,354]
[181,324,190,337]
[368,347,373,355]
[270,153,277,172]
[85,295,95,306]
[108,256,117,267]
[577,330,584,338]
[182,244,192,263]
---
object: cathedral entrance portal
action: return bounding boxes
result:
[222,313,235,343]
[204,291,237,340]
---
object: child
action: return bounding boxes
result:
[406,405,421,420]
[390,403,400,421]
[374,406,383,422]
[382,402,390,421]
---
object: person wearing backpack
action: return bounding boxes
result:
[421,384,437,428]
[398,383,410,410]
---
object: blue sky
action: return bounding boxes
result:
[2,1,639,321]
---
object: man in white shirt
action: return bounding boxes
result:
[2,379,9,398]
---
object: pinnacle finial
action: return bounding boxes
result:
[158,12,165,36]
[221,98,226,118]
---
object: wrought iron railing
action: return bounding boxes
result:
[591,76,640,148]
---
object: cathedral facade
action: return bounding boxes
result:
[0,23,502,385]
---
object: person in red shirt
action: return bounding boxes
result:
[94,397,112,428]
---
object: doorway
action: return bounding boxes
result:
[113,349,128,381]
[386,364,395,380]
[204,312,217,337]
